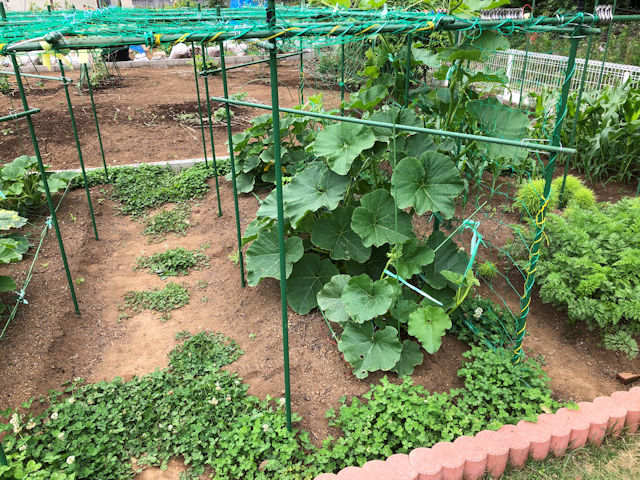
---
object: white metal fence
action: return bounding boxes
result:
[480,49,640,101]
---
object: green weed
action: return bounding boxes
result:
[142,203,191,241]
[123,282,190,321]
[134,247,208,277]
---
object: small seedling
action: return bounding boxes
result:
[75,276,85,284]
[196,280,209,290]
[228,250,240,266]
[69,213,77,222]
[249,333,257,340]
[200,296,208,303]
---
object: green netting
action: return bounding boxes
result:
[0,6,614,54]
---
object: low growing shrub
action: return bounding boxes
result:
[515,175,595,216]
[537,197,640,357]
[134,246,208,277]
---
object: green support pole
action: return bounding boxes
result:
[201,42,222,217]
[513,33,582,364]
[404,33,412,108]
[299,42,304,105]
[517,36,531,109]
[191,42,209,168]
[267,0,293,434]
[517,0,535,109]
[58,59,99,241]
[219,42,246,287]
[10,54,80,315]
[561,4,599,205]
[596,0,617,90]
[340,42,345,115]
[83,63,109,182]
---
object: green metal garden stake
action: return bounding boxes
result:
[219,42,246,287]
[191,42,209,168]
[340,42,345,116]
[267,0,292,434]
[83,63,109,182]
[561,4,599,204]
[513,33,582,364]
[0,441,6,466]
[201,42,222,217]
[58,59,99,241]
[404,33,412,108]
[10,54,80,315]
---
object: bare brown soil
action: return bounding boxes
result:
[0,62,341,169]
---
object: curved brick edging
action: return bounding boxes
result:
[315,387,640,480]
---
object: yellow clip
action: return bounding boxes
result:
[154,34,162,46]
[0,43,6,54]
[208,32,224,42]
[357,24,381,36]
[173,33,189,46]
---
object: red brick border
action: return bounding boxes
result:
[314,387,640,480]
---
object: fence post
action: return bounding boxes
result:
[504,52,513,102]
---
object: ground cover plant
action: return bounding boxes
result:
[123,282,190,321]
[134,246,208,277]
[536,197,640,358]
[0,331,559,480]
[142,203,193,241]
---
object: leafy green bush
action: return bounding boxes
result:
[515,178,559,216]
[0,156,76,215]
[515,175,595,215]
[537,197,640,357]
[0,74,10,96]
[550,174,595,209]
[134,247,208,277]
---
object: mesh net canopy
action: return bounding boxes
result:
[0,6,610,53]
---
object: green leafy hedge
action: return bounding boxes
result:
[537,197,640,358]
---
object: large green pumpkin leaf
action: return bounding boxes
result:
[286,253,339,314]
[235,172,255,194]
[313,123,376,175]
[242,217,273,246]
[391,151,463,219]
[351,189,414,247]
[369,107,422,142]
[345,246,389,279]
[0,238,21,264]
[407,306,451,354]
[468,97,531,164]
[317,274,351,325]
[341,274,397,323]
[0,209,27,231]
[395,134,436,159]
[0,275,16,293]
[338,323,402,379]
[245,228,303,287]
[393,239,435,279]
[424,231,469,290]
[285,163,349,228]
[311,206,371,263]
[256,163,348,228]
[391,339,424,376]
[347,84,388,112]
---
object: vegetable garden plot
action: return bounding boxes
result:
[2,3,640,474]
